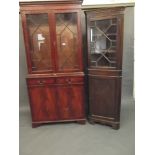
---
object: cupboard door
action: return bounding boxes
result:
[89,77,117,118]
[70,85,85,118]
[56,83,85,120]
[56,85,72,120]
[26,13,54,73]
[88,17,119,68]
[28,85,58,122]
[55,12,81,72]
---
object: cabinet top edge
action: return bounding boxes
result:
[19,0,83,6]
[83,6,125,16]
[83,7,125,14]
[82,2,134,11]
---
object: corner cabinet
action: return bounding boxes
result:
[20,0,86,127]
[85,8,124,129]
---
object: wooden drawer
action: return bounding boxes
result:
[27,78,55,85]
[69,77,84,83]
[56,77,67,84]
[56,77,84,84]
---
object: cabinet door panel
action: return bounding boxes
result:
[26,14,53,72]
[55,12,80,71]
[56,84,85,120]
[70,85,85,118]
[56,85,72,119]
[28,85,58,121]
[89,77,117,118]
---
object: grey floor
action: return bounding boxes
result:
[19,87,135,155]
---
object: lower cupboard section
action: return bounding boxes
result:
[27,78,86,126]
[88,76,122,129]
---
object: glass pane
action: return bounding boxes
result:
[90,18,117,67]
[26,14,52,71]
[56,13,79,71]
[107,25,117,34]
[96,19,111,32]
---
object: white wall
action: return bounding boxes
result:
[82,0,134,5]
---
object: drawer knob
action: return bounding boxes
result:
[66,79,71,84]
[38,80,45,84]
